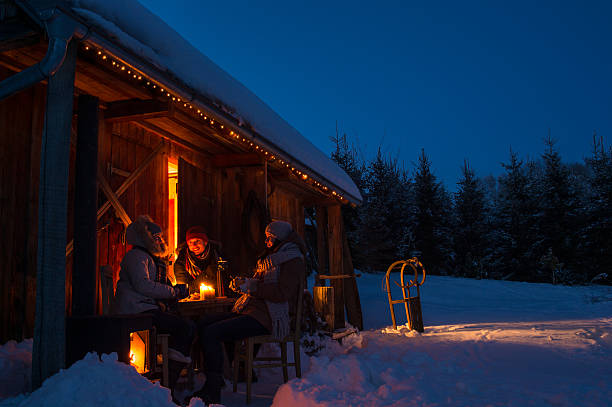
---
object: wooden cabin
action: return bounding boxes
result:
[0,0,362,385]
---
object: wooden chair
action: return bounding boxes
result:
[100,265,170,387]
[232,279,304,404]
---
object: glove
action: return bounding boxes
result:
[239,278,257,294]
[229,278,244,293]
[174,284,189,300]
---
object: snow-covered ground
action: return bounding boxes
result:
[1,273,610,406]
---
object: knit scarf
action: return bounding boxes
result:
[233,242,303,339]
[185,244,211,280]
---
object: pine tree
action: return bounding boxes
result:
[491,149,539,280]
[411,149,453,274]
[358,148,409,271]
[579,134,612,282]
[537,135,579,282]
[452,160,489,278]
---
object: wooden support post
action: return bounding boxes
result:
[315,206,327,287]
[327,205,344,330]
[313,286,334,330]
[343,234,363,330]
[72,94,99,317]
[32,39,77,389]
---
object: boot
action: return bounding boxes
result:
[168,360,188,404]
[191,372,223,405]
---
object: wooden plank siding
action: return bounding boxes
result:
[95,122,168,295]
[0,40,338,344]
[0,65,44,342]
[268,185,305,238]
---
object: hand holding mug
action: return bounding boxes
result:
[230,277,245,293]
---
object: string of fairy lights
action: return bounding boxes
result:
[81,43,348,204]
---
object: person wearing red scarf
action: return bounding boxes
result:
[174,226,229,296]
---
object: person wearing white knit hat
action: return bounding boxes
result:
[190,220,306,405]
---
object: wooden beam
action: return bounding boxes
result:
[132,120,212,157]
[65,141,164,257]
[0,19,41,52]
[318,274,352,280]
[72,94,99,317]
[97,171,132,227]
[169,108,235,150]
[212,153,262,168]
[104,99,171,122]
[327,205,345,329]
[32,39,77,390]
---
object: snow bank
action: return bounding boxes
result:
[1,274,610,407]
[271,274,612,407]
[0,352,205,407]
[0,339,32,399]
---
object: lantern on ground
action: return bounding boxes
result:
[129,331,150,373]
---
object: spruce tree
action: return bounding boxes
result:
[411,149,453,274]
[492,149,539,280]
[359,148,409,271]
[537,135,579,282]
[580,135,612,282]
[453,160,489,278]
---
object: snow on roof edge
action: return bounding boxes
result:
[68,0,362,204]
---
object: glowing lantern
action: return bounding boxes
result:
[129,331,149,373]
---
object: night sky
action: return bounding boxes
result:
[139,0,612,189]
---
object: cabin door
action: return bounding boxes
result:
[177,158,217,246]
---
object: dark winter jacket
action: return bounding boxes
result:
[113,216,176,314]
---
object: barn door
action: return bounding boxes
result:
[177,158,216,245]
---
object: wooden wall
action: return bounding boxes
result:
[95,122,169,305]
[268,185,305,238]
[0,69,309,343]
[0,66,44,343]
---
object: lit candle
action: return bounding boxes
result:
[199,283,215,300]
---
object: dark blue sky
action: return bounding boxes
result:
[140,0,612,189]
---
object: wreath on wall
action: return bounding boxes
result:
[241,189,271,253]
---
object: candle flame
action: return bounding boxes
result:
[200,283,215,299]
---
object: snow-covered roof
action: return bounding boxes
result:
[65,0,361,204]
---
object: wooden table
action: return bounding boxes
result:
[177,297,236,318]
[177,297,237,374]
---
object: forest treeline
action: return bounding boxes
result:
[327,133,611,285]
